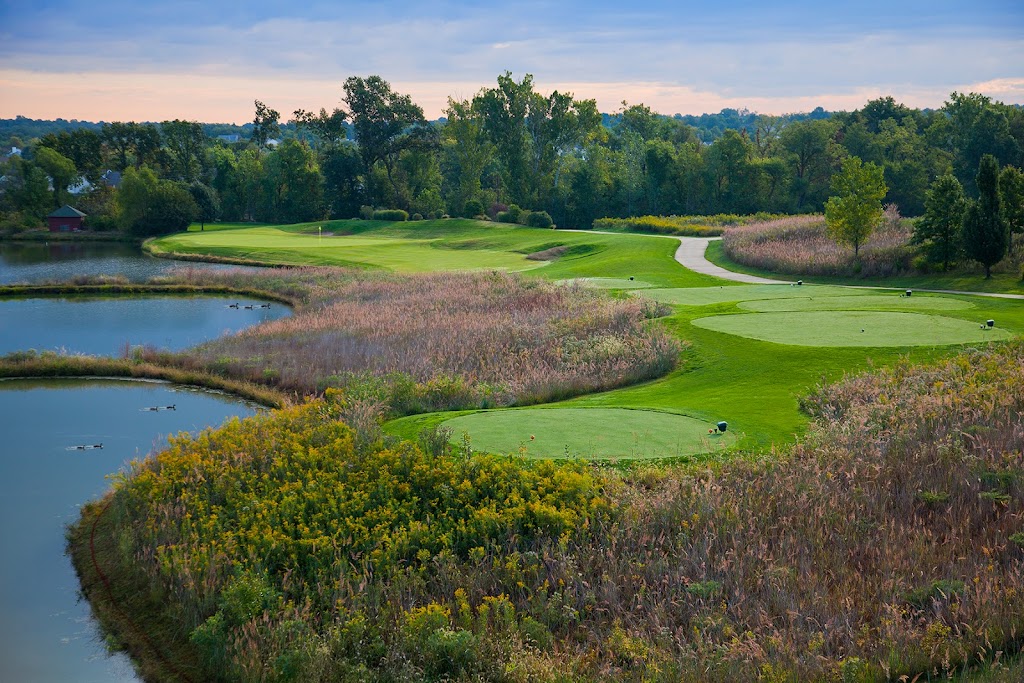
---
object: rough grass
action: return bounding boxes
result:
[140,268,681,415]
[722,215,915,278]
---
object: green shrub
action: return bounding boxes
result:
[497,204,522,223]
[905,579,965,608]
[359,205,375,220]
[372,209,408,221]
[525,210,554,228]
[411,212,423,221]
[463,198,485,218]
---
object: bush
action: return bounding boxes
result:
[463,199,484,218]
[496,204,522,224]
[525,210,554,229]
[359,205,375,220]
[487,202,507,220]
[372,209,408,222]
[411,213,423,221]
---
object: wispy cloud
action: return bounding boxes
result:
[0,1,1020,122]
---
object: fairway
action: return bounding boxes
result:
[691,311,1012,347]
[561,277,658,289]
[442,407,733,460]
[152,226,547,272]
[739,293,974,312]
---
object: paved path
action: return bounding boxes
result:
[670,237,785,284]
[564,229,1024,300]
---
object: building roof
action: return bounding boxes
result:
[47,205,87,218]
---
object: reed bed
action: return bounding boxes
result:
[157,270,679,413]
[722,214,915,277]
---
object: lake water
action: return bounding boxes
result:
[0,378,262,683]
[0,295,288,357]
[0,240,254,285]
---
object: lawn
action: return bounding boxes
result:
[155,219,724,287]
[155,218,1023,459]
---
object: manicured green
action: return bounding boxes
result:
[738,293,975,312]
[442,407,733,460]
[153,219,726,288]
[639,283,860,306]
[692,311,1012,347]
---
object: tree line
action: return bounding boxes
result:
[2,74,1023,235]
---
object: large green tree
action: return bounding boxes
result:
[161,120,206,181]
[259,140,323,222]
[343,75,436,208]
[914,174,966,271]
[442,97,494,213]
[824,156,887,257]
[251,100,281,149]
[962,154,1008,278]
[188,182,220,230]
[33,146,80,208]
[998,165,1024,235]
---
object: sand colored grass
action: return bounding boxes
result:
[442,407,733,460]
[692,310,1013,347]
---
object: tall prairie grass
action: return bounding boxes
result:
[74,342,1024,681]
[722,213,915,277]
[153,269,680,413]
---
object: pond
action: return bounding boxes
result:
[0,378,263,683]
[0,240,255,285]
[0,295,289,357]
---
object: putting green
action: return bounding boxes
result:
[443,408,733,460]
[691,311,1012,347]
[640,284,866,306]
[739,294,974,313]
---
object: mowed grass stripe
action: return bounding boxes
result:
[691,311,1013,347]
[739,294,975,312]
[443,407,733,460]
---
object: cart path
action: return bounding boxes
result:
[563,230,1024,299]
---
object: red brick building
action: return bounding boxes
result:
[46,205,87,232]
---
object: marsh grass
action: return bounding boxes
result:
[154,269,680,414]
[722,215,915,277]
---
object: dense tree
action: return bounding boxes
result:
[780,119,839,211]
[442,97,493,213]
[292,107,348,147]
[943,92,1020,193]
[251,100,282,149]
[343,75,436,208]
[188,182,220,230]
[824,156,887,257]
[0,156,51,220]
[161,120,206,181]
[914,174,966,270]
[33,146,80,208]
[260,140,323,222]
[998,165,1024,235]
[118,165,197,235]
[962,154,1008,278]
[38,128,104,183]
[320,144,364,218]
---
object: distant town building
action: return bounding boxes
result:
[217,134,240,143]
[68,178,92,195]
[47,205,87,232]
[100,169,122,187]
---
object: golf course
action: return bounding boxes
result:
[149,217,1024,460]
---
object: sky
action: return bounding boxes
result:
[0,0,1022,123]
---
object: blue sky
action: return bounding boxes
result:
[0,0,1021,122]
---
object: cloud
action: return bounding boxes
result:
[0,1,1021,121]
